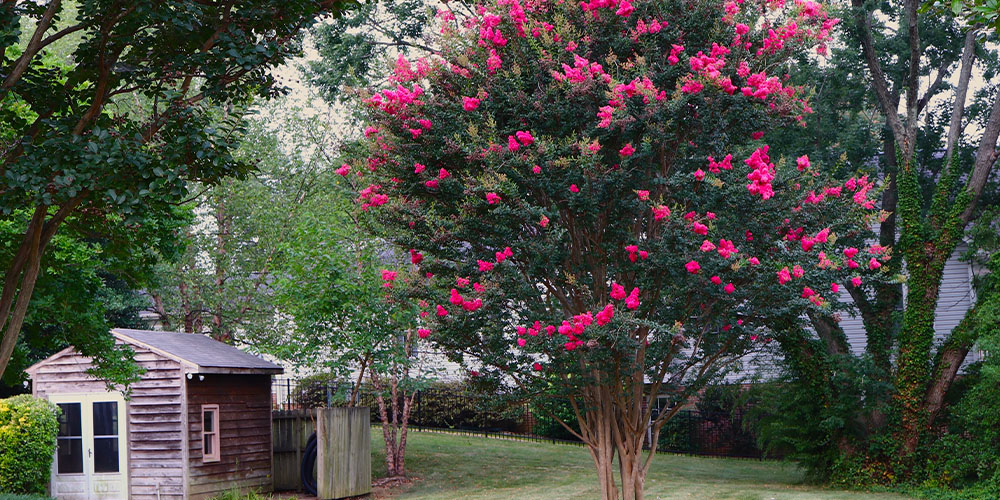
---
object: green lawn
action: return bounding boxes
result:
[371,430,913,500]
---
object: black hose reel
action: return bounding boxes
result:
[301,431,319,496]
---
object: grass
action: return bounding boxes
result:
[370,430,915,500]
[0,495,52,500]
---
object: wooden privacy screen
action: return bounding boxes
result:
[316,407,372,499]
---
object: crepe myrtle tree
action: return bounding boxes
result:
[337,0,883,497]
[0,0,345,379]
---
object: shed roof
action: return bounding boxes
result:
[111,329,283,374]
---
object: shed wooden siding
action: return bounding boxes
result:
[186,374,273,499]
[31,344,187,500]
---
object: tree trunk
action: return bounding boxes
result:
[894,251,946,455]
[0,202,76,379]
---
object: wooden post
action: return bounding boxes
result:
[316,407,371,499]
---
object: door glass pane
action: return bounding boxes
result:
[93,437,119,473]
[57,403,81,437]
[92,401,118,436]
[57,437,83,474]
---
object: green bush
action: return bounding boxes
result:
[0,395,59,495]
[291,372,349,408]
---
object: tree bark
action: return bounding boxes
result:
[0,201,79,379]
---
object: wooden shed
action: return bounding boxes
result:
[26,328,283,500]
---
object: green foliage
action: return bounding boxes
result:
[307,0,432,102]
[531,396,580,441]
[0,395,59,495]
[292,372,349,408]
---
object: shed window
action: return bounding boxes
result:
[201,405,220,463]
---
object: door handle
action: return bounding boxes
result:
[88,448,93,458]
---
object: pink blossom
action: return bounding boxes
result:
[847,259,859,269]
[381,270,397,282]
[456,277,469,288]
[516,130,535,145]
[616,0,634,17]
[752,131,764,140]
[473,282,484,293]
[533,362,543,371]
[831,283,840,293]
[508,135,520,152]
[336,164,351,176]
[625,287,640,310]
[478,260,495,272]
[595,304,615,325]
[686,260,701,274]
[587,141,601,153]
[463,96,481,111]
[486,192,502,204]
[410,128,423,138]
[711,275,722,285]
[724,283,736,294]
[439,168,451,179]
[532,165,542,173]
[796,155,810,171]
[717,239,737,259]
[610,282,627,300]
[777,267,791,284]
[436,305,449,316]
[410,249,423,264]
[749,257,760,265]
[681,78,705,94]
[569,184,580,193]
[868,257,881,270]
[450,288,464,305]
[418,328,431,338]
[414,163,427,174]
[425,179,439,189]
[694,169,706,181]
[540,215,550,227]
[700,240,717,252]
[801,286,815,298]
[637,190,650,200]
[692,222,709,235]
[851,277,862,287]
[793,265,805,278]
[487,48,502,73]
[620,144,636,157]
[517,337,527,347]
[653,205,670,220]
[844,247,859,258]
[736,23,750,35]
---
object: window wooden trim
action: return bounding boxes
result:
[201,404,221,463]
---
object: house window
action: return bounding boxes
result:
[201,405,220,463]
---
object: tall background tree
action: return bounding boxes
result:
[748,0,1000,486]
[0,0,343,379]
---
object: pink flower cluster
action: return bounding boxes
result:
[744,145,776,200]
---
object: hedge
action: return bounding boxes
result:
[0,395,59,495]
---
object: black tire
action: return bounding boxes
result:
[301,431,318,496]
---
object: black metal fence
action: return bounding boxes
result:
[271,378,771,459]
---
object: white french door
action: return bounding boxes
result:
[49,393,128,500]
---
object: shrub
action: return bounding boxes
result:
[0,395,59,495]
[409,382,523,432]
[291,373,349,409]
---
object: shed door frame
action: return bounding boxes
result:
[49,392,129,500]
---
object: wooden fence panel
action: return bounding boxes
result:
[316,408,371,499]
[271,409,315,491]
